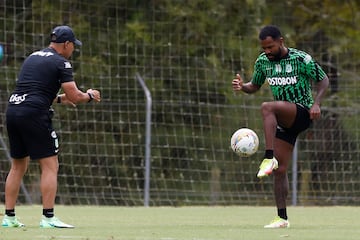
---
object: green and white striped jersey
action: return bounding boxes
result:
[251,48,327,109]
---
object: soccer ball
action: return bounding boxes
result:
[230,128,259,157]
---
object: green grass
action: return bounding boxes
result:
[0,205,359,240]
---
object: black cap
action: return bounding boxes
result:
[50,25,82,46]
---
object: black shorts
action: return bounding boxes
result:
[6,107,59,160]
[275,103,312,145]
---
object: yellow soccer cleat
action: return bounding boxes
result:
[264,216,290,228]
[257,157,278,178]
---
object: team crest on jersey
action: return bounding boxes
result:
[275,64,282,73]
[64,61,72,68]
[285,64,292,73]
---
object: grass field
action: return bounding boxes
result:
[0,205,359,240]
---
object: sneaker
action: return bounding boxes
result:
[264,216,290,228]
[39,216,74,228]
[257,157,278,178]
[2,215,25,228]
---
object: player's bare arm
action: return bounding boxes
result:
[61,81,101,104]
[309,76,329,120]
[232,73,260,94]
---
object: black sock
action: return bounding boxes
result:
[264,149,274,159]
[43,208,54,218]
[5,209,15,217]
[278,208,287,220]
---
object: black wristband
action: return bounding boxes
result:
[88,92,94,102]
[57,95,61,103]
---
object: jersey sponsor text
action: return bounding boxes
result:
[267,76,297,86]
[30,51,54,57]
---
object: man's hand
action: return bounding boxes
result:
[232,74,244,92]
[309,103,321,120]
[86,89,101,102]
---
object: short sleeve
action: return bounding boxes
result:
[251,59,266,86]
[302,54,327,83]
[58,60,74,83]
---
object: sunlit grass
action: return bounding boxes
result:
[0,205,359,240]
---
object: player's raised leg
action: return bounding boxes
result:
[257,101,297,178]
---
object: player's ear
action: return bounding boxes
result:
[278,37,284,44]
[64,41,71,48]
